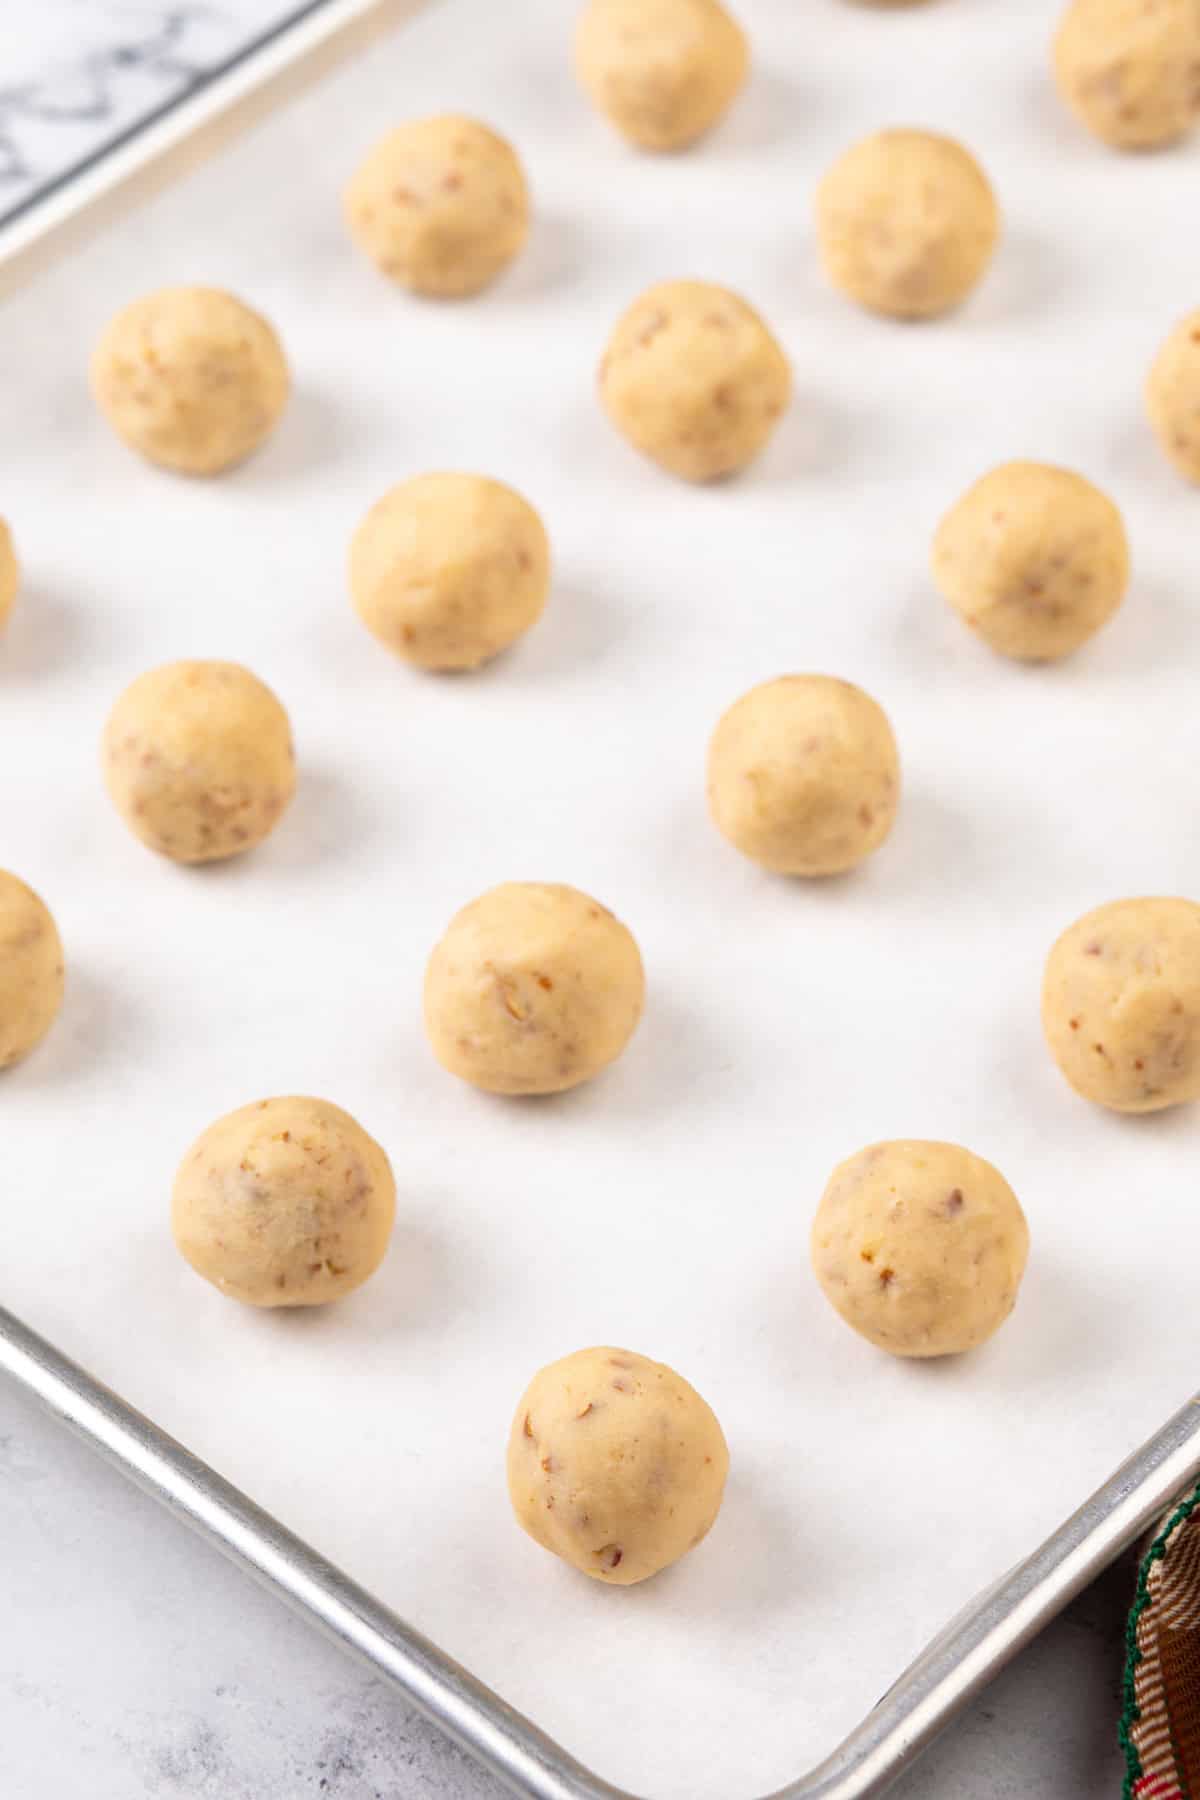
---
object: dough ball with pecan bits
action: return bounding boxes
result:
[1043,897,1200,1113]
[424,882,645,1095]
[0,519,18,630]
[102,660,295,864]
[344,115,529,298]
[1147,309,1200,481]
[0,873,64,1070]
[507,1346,729,1586]
[575,0,749,151]
[816,129,999,320]
[811,1141,1030,1359]
[90,286,289,475]
[349,474,550,671]
[707,675,900,877]
[172,1096,396,1308]
[1054,0,1200,150]
[599,279,791,482]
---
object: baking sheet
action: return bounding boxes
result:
[0,2,1195,1795]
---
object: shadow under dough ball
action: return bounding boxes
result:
[0,518,17,631]
[1146,307,1200,481]
[574,0,749,151]
[1054,0,1200,150]
[0,871,65,1070]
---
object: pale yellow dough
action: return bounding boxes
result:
[424,882,645,1095]
[931,462,1130,662]
[90,286,289,475]
[507,1346,729,1585]
[102,660,296,864]
[0,872,65,1070]
[599,279,791,481]
[172,1096,396,1307]
[1054,0,1200,150]
[575,0,749,151]
[344,115,529,298]
[811,1141,1030,1359]
[1147,309,1200,481]
[816,129,999,320]
[349,474,550,670]
[1042,897,1200,1113]
[0,519,18,631]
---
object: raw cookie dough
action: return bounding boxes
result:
[349,473,550,670]
[931,462,1130,661]
[1042,897,1200,1112]
[811,1141,1030,1358]
[707,675,900,876]
[172,1096,396,1307]
[1146,308,1200,481]
[102,660,296,864]
[344,115,529,298]
[1054,0,1200,150]
[575,0,749,151]
[90,286,289,475]
[0,519,17,631]
[599,279,791,481]
[424,882,645,1095]
[816,128,999,320]
[507,1346,729,1585]
[0,872,65,1070]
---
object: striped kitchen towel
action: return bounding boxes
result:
[1122,1485,1200,1798]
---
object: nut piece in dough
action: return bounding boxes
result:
[344,115,529,298]
[811,1141,1030,1359]
[1054,0,1200,150]
[1146,308,1200,481]
[575,0,749,151]
[350,474,550,671]
[0,872,65,1070]
[931,462,1130,662]
[507,1346,729,1585]
[424,882,645,1095]
[0,519,18,631]
[707,675,900,877]
[599,279,791,482]
[172,1096,396,1307]
[1042,897,1200,1112]
[102,660,296,864]
[816,129,1000,320]
[90,286,289,475]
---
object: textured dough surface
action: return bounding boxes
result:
[1146,308,1200,481]
[344,115,529,297]
[90,286,289,475]
[103,660,296,864]
[575,0,749,151]
[0,872,65,1070]
[811,1141,1030,1358]
[599,279,791,481]
[0,519,17,631]
[507,1346,729,1585]
[424,882,645,1094]
[1054,0,1200,149]
[350,473,550,670]
[816,128,999,320]
[931,461,1130,661]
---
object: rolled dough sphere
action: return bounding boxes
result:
[931,462,1130,662]
[507,1346,729,1585]
[344,115,529,298]
[1054,0,1200,150]
[599,279,791,481]
[707,675,900,876]
[0,519,17,631]
[349,473,550,670]
[0,872,65,1070]
[1146,309,1200,481]
[424,882,645,1095]
[90,286,289,475]
[816,128,999,320]
[811,1141,1030,1359]
[102,660,296,864]
[172,1096,396,1307]
[574,0,749,152]
[1042,897,1200,1112]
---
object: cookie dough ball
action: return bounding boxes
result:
[350,474,550,671]
[0,873,65,1070]
[90,287,289,475]
[599,280,791,482]
[0,519,18,631]
[575,0,749,152]
[707,675,900,877]
[102,660,295,864]
[1054,0,1200,150]
[344,115,529,298]
[507,1346,729,1585]
[931,462,1130,662]
[816,129,999,320]
[424,882,645,1095]
[1146,308,1200,481]
[811,1141,1030,1359]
